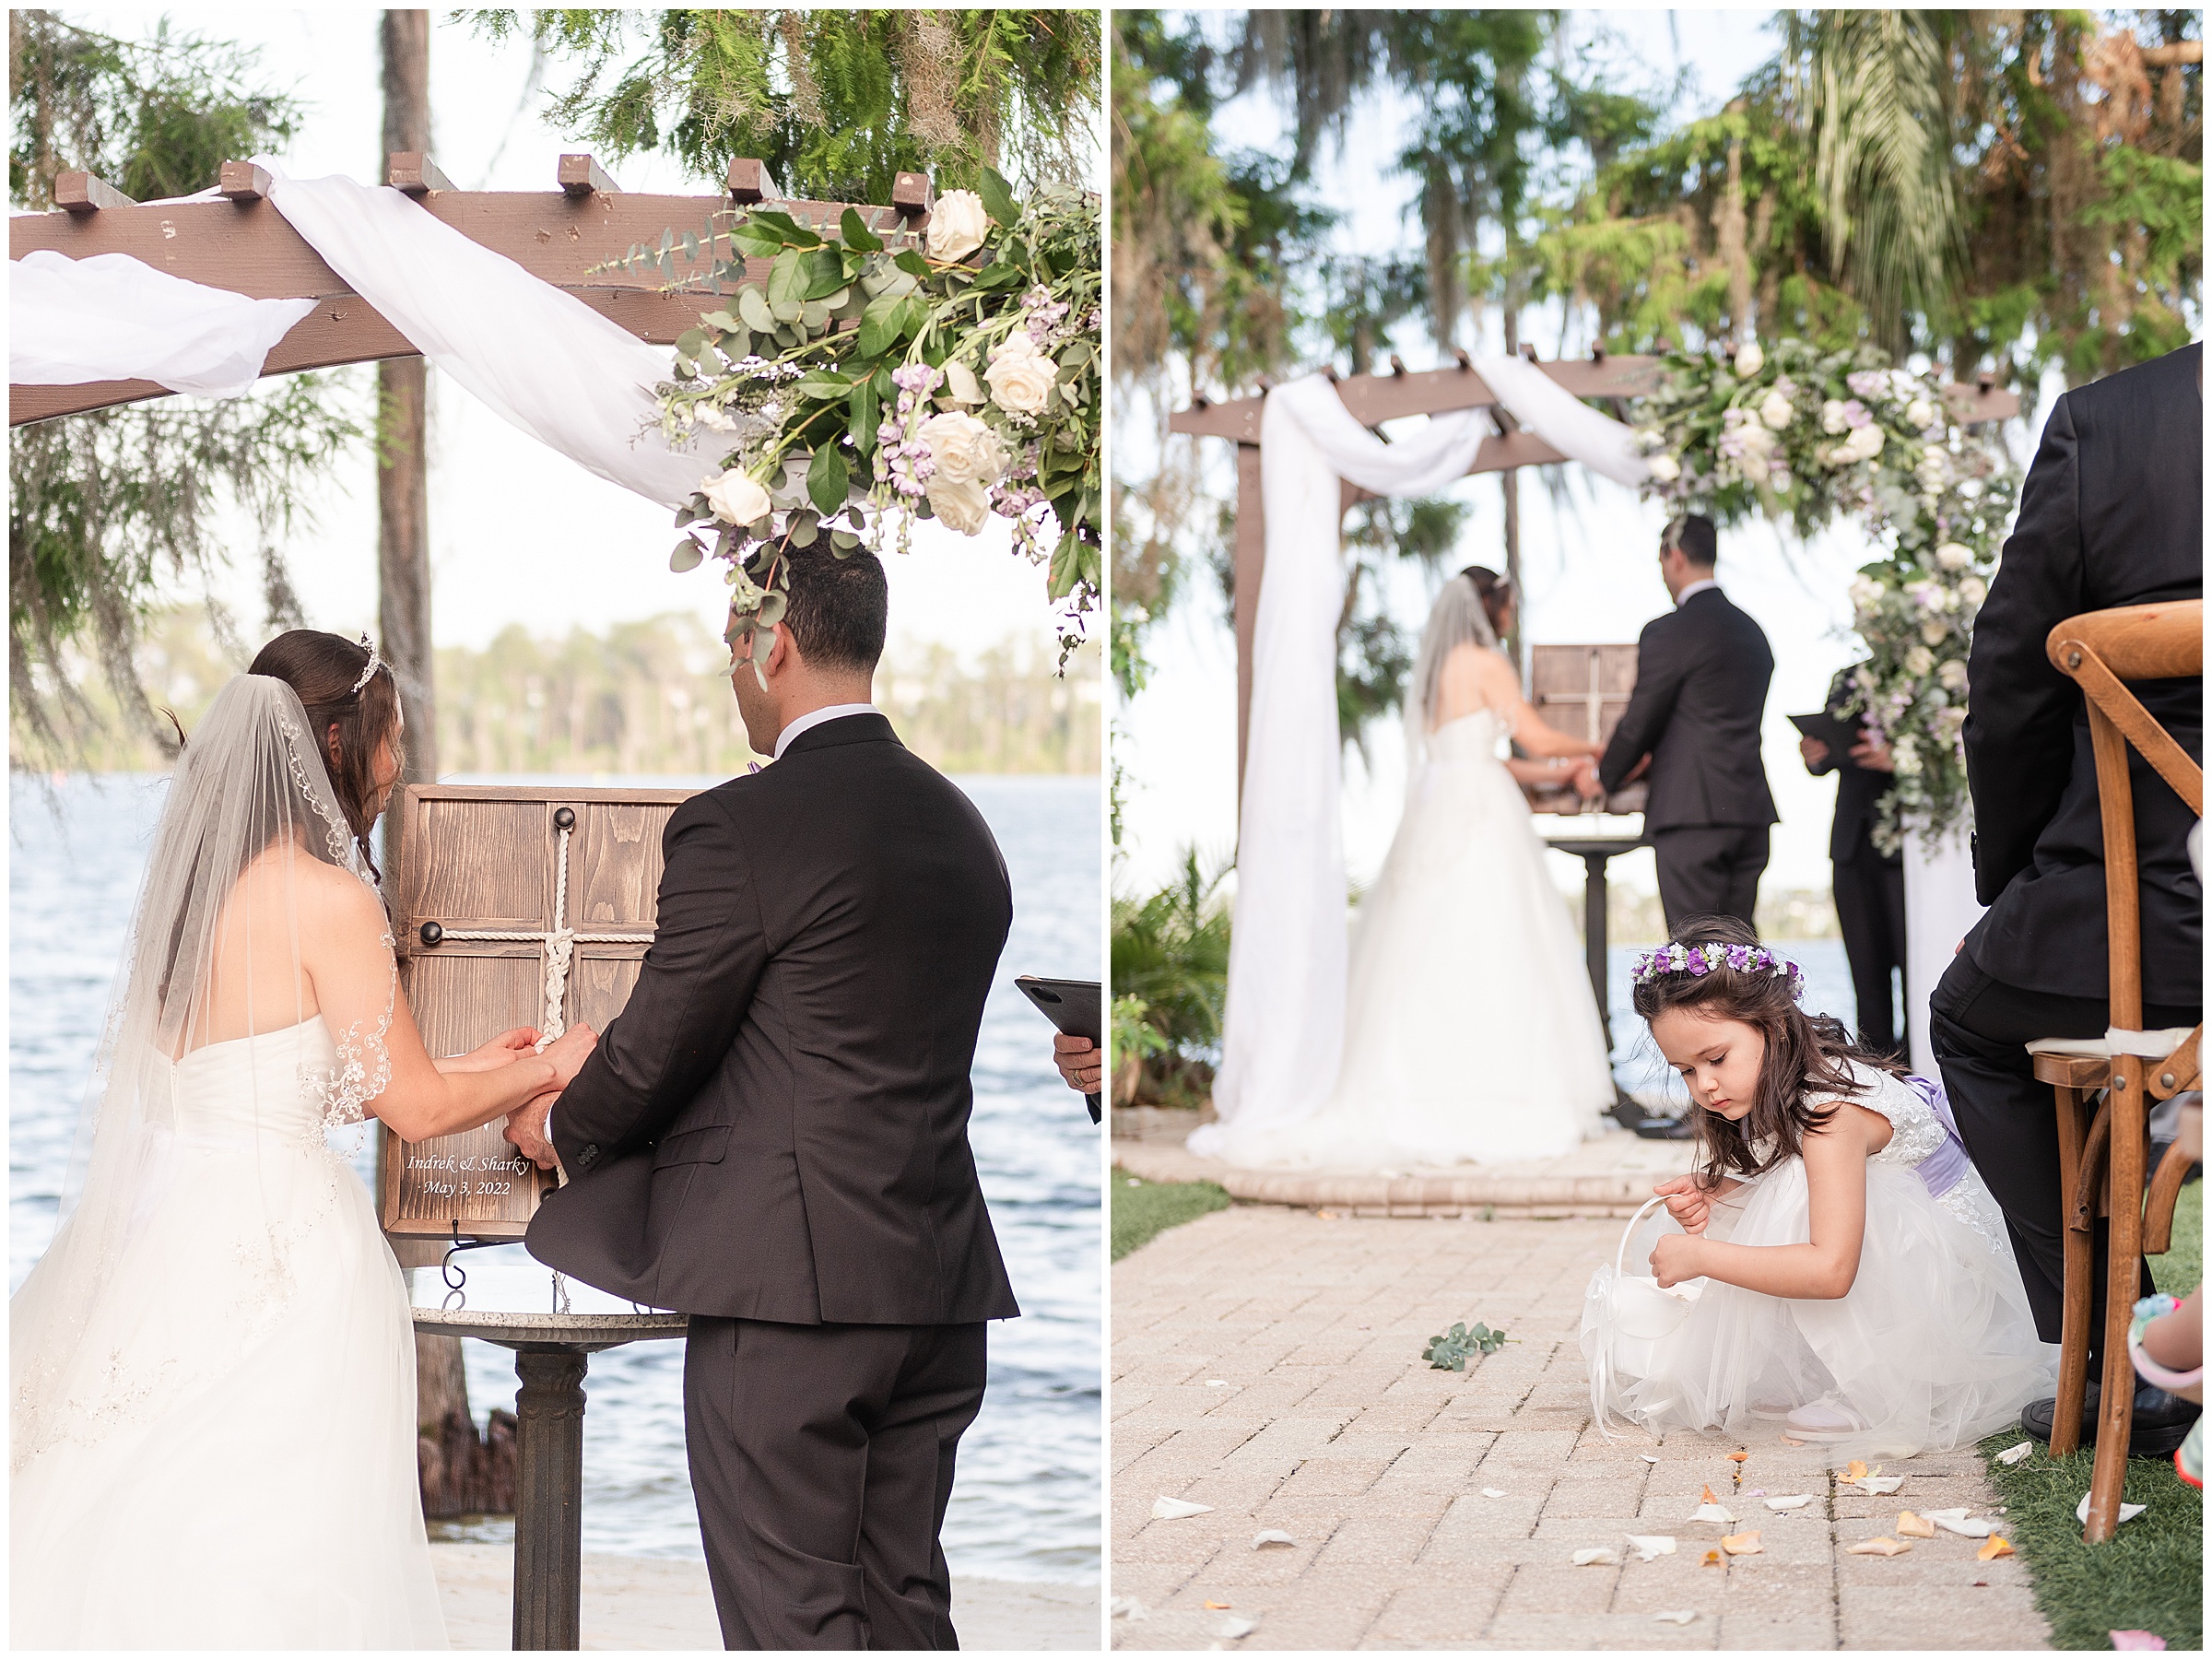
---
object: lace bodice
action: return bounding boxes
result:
[1813,1058,1947,1170]
[157,1014,383,1144]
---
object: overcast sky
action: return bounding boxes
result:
[63,8,1098,665]
[1114,8,2059,901]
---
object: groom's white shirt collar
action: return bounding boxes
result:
[773,701,877,759]
[1674,577,1721,606]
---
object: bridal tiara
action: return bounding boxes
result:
[349,634,385,698]
[1633,940,1804,998]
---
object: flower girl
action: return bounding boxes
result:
[1583,918,2054,1457]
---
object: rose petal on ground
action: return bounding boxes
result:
[1641,1454,1661,1464]
[1153,1497,1213,1520]
[1846,1536,1912,1556]
[2110,1631,2168,1650]
[1923,1508,1994,1538]
[1728,1450,1749,1463]
[1627,1535,1677,1561]
[1764,1494,1813,1511]
[1720,1531,1763,1555]
[2075,1492,2148,1526]
[1844,1460,1869,1481]
[1251,1530,1296,1548]
[1655,1610,1699,1625]
[1572,1547,1618,1566]
[1110,1596,1148,1620]
[1700,1483,1719,1503]
[1700,1549,1723,1567]
[1215,1615,1257,1640]
[1858,1476,1906,1495]
[1481,1488,1509,1499]
[1688,1501,1739,1525]
[1896,1512,1936,1538]
[1780,1435,1806,1446]
[1994,1440,2035,1466]
[1205,1379,1230,1387]
[1204,1599,1235,1609]
[1978,1536,2017,1560]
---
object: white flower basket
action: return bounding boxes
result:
[1589,1194,1706,1438]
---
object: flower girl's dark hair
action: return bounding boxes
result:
[1631,915,1907,1188]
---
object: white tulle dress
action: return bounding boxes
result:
[11,1018,449,1648]
[1196,707,1615,1168]
[1581,1059,2056,1458]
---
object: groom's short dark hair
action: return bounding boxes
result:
[1663,513,1718,569]
[780,545,888,672]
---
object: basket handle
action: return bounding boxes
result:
[1615,1192,1676,1279]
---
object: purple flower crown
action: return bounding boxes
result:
[1633,940,1805,999]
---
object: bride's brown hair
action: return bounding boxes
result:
[247,630,404,880]
[1459,566,1513,637]
[1632,915,1907,1189]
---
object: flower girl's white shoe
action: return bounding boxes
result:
[1783,1397,1867,1440]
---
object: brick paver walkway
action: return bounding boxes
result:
[1112,1206,2049,1651]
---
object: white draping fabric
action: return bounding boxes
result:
[1196,378,1491,1148]
[1472,352,1652,489]
[1902,819,1985,1072]
[9,250,316,398]
[258,162,701,508]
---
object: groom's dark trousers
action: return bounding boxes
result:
[1932,341,2202,1371]
[527,712,1021,1650]
[1598,584,1779,934]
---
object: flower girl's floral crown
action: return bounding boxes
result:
[1633,941,1805,999]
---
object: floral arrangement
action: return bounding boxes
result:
[1631,338,2018,852]
[616,170,1100,669]
[1632,940,1805,1000]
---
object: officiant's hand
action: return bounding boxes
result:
[1649,1231,1705,1289]
[1053,1035,1102,1093]
[504,1093,559,1171]
[1848,734,1895,772]
[441,1028,542,1073]
[1653,1173,1712,1235]
[1798,736,1830,771]
[539,1023,599,1090]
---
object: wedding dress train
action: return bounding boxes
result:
[1197,706,1617,1168]
[11,1016,448,1648]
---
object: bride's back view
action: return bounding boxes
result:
[1195,569,1618,1170]
[10,649,450,1647]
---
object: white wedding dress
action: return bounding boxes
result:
[11,676,448,1649]
[1200,700,1616,1168]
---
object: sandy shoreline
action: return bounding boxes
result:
[430,1542,1100,1650]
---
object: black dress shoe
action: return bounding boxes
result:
[2020,1381,2201,1457]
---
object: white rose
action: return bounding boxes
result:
[1905,398,1937,430]
[1938,659,1970,691]
[1733,340,1764,378]
[924,472,992,535]
[1759,388,1794,430]
[1849,575,1882,609]
[942,359,984,405]
[700,468,771,527]
[1915,452,1948,490]
[1959,575,1987,606]
[916,410,1007,487]
[1935,542,1975,571]
[1821,398,1849,435]
[1644,453,1681,482]
[1904,645,1936,677]
[1845,423,1887,462]
[1737,424,1776,458]
[1920,618,1948,647]
[924,189,990,262]
[984,333,1055,416]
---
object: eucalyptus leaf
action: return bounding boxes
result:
[736,287,774,333]
[800,300,832,334]
[771,296,804,324]
[757,590,788,626]
[669,537,703,573]
[830,528,860,551]
[787,514,818,548]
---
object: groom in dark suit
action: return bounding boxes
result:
[1931,340,2202,1454]
[1599,513,1779,933]
[506,546,1020,1648]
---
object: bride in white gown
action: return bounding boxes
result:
[1201,569,1618,1168]
[11,632,595,1649]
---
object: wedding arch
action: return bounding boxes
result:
[1168,353,2020,1136]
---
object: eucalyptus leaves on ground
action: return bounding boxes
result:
[617,167,1100,665]
[1632,339,2019,852]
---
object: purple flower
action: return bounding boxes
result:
[1687,954,1710,976]
[1846,371,1888,402]
[1841,399,1872,429]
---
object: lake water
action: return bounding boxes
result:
[8,772,1102,1585]
[1608,936,1865,1108]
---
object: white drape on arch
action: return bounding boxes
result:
[1194,368,1651,1152]
[7,160,704,510]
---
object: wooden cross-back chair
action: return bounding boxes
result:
[2028,598,2203,1542]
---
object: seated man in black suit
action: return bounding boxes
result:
[1800,665,1906,1060]
[1600,512,1779,934]
[1932,340,2202,1455]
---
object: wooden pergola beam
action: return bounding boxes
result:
[9,158,927,426]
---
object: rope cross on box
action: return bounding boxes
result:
[1525,642,1647,816]
[382,784,694,1240]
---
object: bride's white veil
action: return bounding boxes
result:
[1404,570,1502,786]
[11,673,396,1471]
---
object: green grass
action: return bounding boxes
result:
[1976,1177,2202,1650]
[1112,1169,1230,1262]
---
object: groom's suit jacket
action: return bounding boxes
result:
[1960,340,2202,1005]
[526,712,1022,1325]
[1597,585,1778,831]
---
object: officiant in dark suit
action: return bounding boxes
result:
[1799,666,1907,1059]
[507,546,1021,1648]
[1931,339,2202,1456]
[1599,512,1779,934]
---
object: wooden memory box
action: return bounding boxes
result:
[381,783,694,1241]
[1522,643,1649,816]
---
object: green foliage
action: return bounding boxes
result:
[468,9,1100,203]
[1112,1171,1231,1263]
[1110,849,1232,1110]
[8,12,358,766]
[1423,1321,1510,1370]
